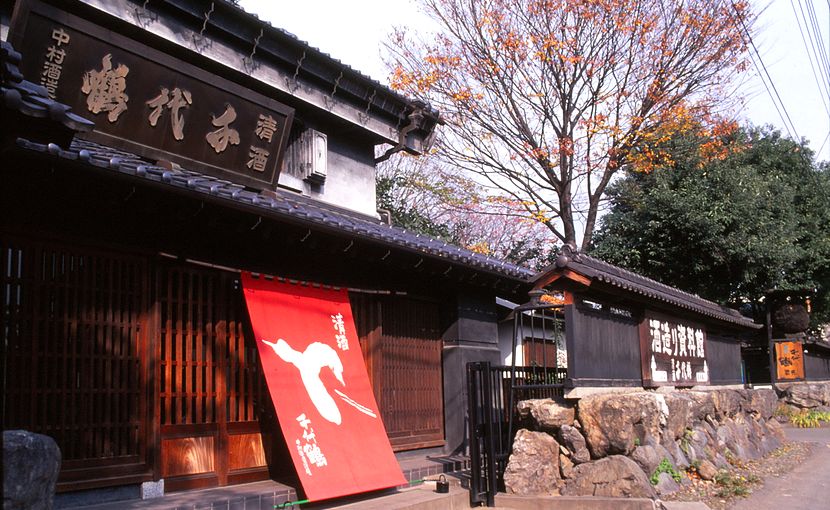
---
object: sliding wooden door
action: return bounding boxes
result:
[1,235,151,491]
[156,264,271,491]
[351,294,444,451]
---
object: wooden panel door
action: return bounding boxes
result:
[352,294,444,451]
[156,264,270,492]
[1,235,151,491]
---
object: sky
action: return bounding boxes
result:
[240,0,830,161]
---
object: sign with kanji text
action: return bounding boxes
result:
[241,273,405,501]
[640,312,709,387]
[10,3,294,190]
[775,341,805,381]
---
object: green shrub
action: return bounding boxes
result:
[714,471,754,497]
[773,403,793,419]
[650,458,681,485]
[790,409,830,428]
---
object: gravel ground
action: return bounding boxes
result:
[660,439,815,510]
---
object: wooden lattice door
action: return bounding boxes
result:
[352,294,444,450]
[156,264,270,491]
[1,235,151,491]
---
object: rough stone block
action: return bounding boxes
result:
[3,430,61,510]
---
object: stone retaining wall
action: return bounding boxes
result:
[776,381,830,410]
[504,382,830,499]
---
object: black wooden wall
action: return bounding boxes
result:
[564,291,748,388]
[805,350,830,381]
[706,333,744,385]
[565,304,642,386]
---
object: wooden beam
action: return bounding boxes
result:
[532,269,592,291]
[563,269,592,287]
[532,272,563,290]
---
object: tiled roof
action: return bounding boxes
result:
[537,246,760,329]
[159,0,441,129]
[13,136,534,282]
[1,41,94,135]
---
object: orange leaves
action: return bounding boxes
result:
[699,119,742,163]
[629,102,743,173]
[539,292,565,305]
[385,0,756,247]
[468,241,493,255]
[558,137,574,157]
[451,88,473,102]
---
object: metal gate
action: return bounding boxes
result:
[467,299,566,506]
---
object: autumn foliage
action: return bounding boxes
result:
[386,0,753,249]
[377,151,555,267]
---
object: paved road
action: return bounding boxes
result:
[731,425,830,510]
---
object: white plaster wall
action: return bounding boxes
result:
[497,315,567,368]
[312,146,376,216]
[278,134,378,217]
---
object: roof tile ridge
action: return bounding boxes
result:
[41,138,533,280]
[224,0,439,117]
[579,252,750,321]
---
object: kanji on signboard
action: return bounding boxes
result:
[246,146,270,172]
[81,54,129,123]
[255,113,278,142]
[206,105,240,153]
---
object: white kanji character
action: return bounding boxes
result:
[675,326,686,356]
[661,322,672,355]
[695,329,705,358]
[303,443,327,468]
[650,319,662,353]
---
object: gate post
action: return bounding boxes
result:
[467,361,498,507]
[467,361,482,506]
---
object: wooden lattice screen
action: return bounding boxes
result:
[352,294,444,450]
[157,265,267,490]
[1,236,148,485]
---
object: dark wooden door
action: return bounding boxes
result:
[523,336,559,367]
[1,235,151,491]
[156,264,270,491]
[351,294,444,450]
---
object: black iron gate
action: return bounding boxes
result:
[467,300,566,506]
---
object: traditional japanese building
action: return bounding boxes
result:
[0,0,534,502]
[522,244,762,395]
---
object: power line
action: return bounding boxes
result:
[806,1,830,71]
[801,0,830,158]
[790,0,830,118]
[729,0,801,141]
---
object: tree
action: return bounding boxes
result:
[376,152,555,268]
[590,126,830,325]
[387,0,753,250]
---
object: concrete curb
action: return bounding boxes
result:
[494,494,658,510]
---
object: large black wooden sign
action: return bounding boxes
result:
[640,312,709,387]
[11,2,294,190]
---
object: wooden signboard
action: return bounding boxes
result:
[640,311,709,387]
[10,2,294,190]
[774,341,805,381]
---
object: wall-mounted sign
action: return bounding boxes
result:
[11,2,294,190]
[775,341,805,381]
[640,312,708,386]
[575,296,636,321]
